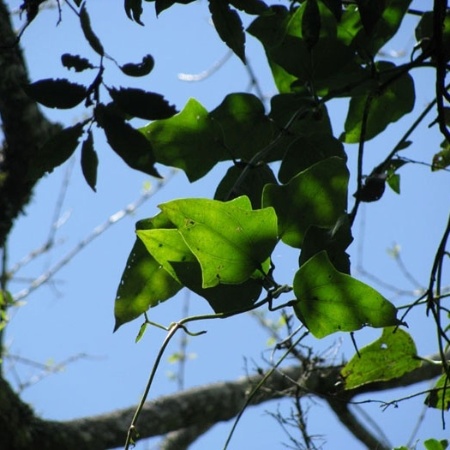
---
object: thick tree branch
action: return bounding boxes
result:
[0,352,444,450]
[0,0,59,247]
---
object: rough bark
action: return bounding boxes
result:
[0,0,60,247]
[0,356,444,450]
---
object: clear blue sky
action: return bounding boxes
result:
[4,1,449,448]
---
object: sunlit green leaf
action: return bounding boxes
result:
[114,238,182,331]
[293,251,400,338]
[354,0,412,58]
[263,157,349,248]
[141,98,223,181]
[159,197,278,288]
[24,78,87,109]
[341,327,421,390]
[341,62,415,143]
[209,0,246,62]
[425,375,450,411]
[424,438,449,450]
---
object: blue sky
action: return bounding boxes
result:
[4,1,450,448]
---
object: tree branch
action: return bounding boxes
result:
[0,0,60,247]
[0,351,444,450]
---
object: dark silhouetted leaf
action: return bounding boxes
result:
[125,0,144,25]
[80,131,98,192]
[154,0,196,15]
[80,4,104,56]
[24,78,87,109]
[210,93,274,161]
[341,62,415,143]
[294,251,400,338]
[278,133,346,183]
[425,374,450,411]
[95,104,160,177]
[229,0,268,15]
[108,87,177,120]
[432,140,450,171]
[355,0,386,35]
[61,53,94,72]
[354,173,386,202]
[215,163,277,209]
[209,0,246,63]
[120,55,155,77]
[302,0,321,49]
[31,123,84,179]
[299,214,353,274]
[263,157,349,248]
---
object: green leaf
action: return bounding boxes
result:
[80,4,104,56]
[61,54,94,72]
[425,375,450,411]
[263,157,349,248]
[215,163,277,209]
[293,251,400,338]
[354,0,412,58]
[108,87,177,121]
[137,228,197,283]
[120,55,155,77]
[341,327,421,389]
[159,197,278,288]
[124,0,144,25]
[299,214,353,274]
[209,0,246,63]
[80,130,98,192]
[171,260,263,313]
[31,123,84,179]
[341,62,415,143]
[137,211,263,313]
[95,104,160,177]
[24,78,87,109]
[269,94,332,140]
[141,98,223,181]
[432,140,450,171]
[302,0,321,49]
[135,322,148,343]
[278,133,346,183]
[114,238,182,331]
[424,439,449,450]
[210,93,274,161]
[355,0,386,35]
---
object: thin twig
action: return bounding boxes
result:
[13,172,176,302]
